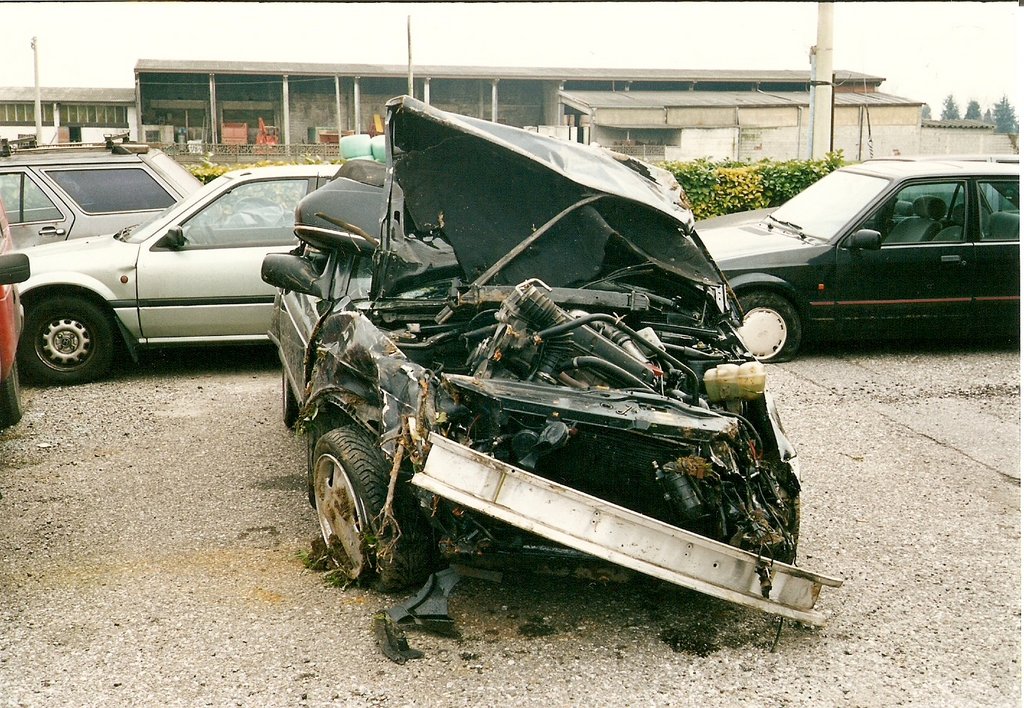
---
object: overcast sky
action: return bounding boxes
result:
[1,2,1018,116]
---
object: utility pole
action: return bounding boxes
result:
[31,36,42,142]
[808,3,834,159]
[407,16,414,98]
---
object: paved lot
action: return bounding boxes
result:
[0,340,1019,706]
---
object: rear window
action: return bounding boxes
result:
[43,167,176,214]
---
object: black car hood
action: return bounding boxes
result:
[697,221,813,264]
[376,96,725,298]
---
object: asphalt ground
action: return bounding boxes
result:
[0,339,1019,707]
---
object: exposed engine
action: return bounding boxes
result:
[430,281,800,563]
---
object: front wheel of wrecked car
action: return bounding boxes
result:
[738,291,802,363]
[312,426,435,591]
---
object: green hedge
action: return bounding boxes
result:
[659,152,845,220]
[186,157,343,184]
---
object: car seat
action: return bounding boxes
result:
[984,211,1020,241]
[933,203,964,242]
[885,195,944,244]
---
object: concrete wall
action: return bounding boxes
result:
[920,127,1016,156]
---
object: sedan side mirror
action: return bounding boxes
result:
[156,226,187,251]
[261,253,324,298]
[844,228,882,251]
[0,253,30,285]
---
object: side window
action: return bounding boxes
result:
[862,181,966,246]
[978,180,1020,242]
[180,179,306,249]
[44,167,176,213]
[347,256,373,300]
[0,172,65,224]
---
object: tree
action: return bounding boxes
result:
[991,95,1018,134]
[983,108,994,124]
[964,100,981,120]
[921,104,932,120]
[940,95,961,120]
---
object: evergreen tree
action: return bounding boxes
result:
[940,95,961,120]
[964,100,981,120]
[991,95,1018,134]
[983,108,994,124]
[921,104,932,120]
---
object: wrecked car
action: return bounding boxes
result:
[263,97,840,644]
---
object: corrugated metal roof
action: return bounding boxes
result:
[1,87,136,103]
[561,90,922,112]
[922,119,995,130]
[132,59,884,84]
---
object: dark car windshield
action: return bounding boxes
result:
[769,170,890,241]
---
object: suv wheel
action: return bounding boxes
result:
[738,291,802,363]
[312,426,434,591]
[19,297,115,384]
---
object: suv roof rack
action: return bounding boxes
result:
[0,131,150,158]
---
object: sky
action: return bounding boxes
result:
[0,1,1018,116]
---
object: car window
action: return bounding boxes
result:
[180,178,307,249]
[347,255,373,300]
[978,180,1020,242]
[769,170,890,241]
[43,167,177,214]
[0,172,64,224]
[860,180,967,246]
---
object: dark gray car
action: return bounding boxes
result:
[263,97,840,651]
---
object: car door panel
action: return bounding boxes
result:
[0,169,75,248]
[833,242,974,337]
[135,244,291,340]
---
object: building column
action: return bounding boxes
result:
[424,78,431,106]
[134,71,143,142]
[491,79,499,122]
[334,75,343,139]
[282,74,290,148]
[353,77,361,135]
[208,73,218,144]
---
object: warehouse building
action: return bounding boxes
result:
[0,61,1015,161]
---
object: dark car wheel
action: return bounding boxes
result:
[312,426,434,591]
[0,360,24,428]
[738,291,803,363]
[282,368,300,428]
[19,297,115,385]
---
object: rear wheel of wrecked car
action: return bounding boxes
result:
[282,369,300,428]
[738,291,802,363]
[0,360,23,428]
[19,296,115,385]
[312,426,434,591]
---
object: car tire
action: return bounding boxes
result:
[312,426,435,592]
[19,297,115,385]
[282,368,300,429]
[738,291,802,363]
[0,360,24,428]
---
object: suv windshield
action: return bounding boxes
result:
[769,170,891,241]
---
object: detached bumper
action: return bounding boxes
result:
[414,433,842,626]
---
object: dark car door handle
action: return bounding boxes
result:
[940,254,966,266]
[37,225,66,237]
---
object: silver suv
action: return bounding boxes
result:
[0,136,201,250]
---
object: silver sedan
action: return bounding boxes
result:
[16,164,342,384]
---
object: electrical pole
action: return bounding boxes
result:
[407,16,414,98]
[809,3,834,159]
[32,36,42,142]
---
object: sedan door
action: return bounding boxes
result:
[971,178,1020,337]
[133,177,314,342]
[832,179,973,338]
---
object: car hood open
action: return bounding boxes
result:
[375,96,726,298]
